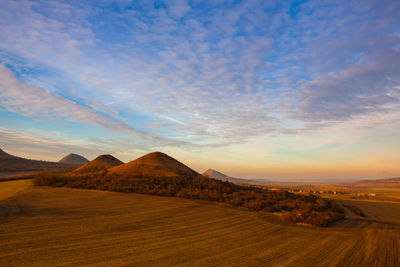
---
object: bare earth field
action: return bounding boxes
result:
[1,180,399,266]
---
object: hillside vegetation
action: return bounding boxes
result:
[33,152,344,226]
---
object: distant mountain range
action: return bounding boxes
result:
[0,148,87,173]
[3,147,398,189]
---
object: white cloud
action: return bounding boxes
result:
[165,0,191,18]
[0,64,194,148]
[0,65,143,136]
[290,49,400,121]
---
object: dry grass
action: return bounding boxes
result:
[0,181,399,266]
[0,179,32,201]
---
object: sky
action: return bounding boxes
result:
[0,0,399,181]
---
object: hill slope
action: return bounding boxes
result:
[73,154,123,173]
[0,148,72,172]
[0,148,10,157]
[108,152,199,177]
[58,153,89,166]
[203,169,228,180]
[202,169,265,184]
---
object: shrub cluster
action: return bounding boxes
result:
[33,171,344,226]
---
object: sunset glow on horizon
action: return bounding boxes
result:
[1,0,399,181]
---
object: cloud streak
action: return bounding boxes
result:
[0,64,195,148]
[0,64,144,136]
[291,49,400,121]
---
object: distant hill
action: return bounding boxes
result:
[0,148,74,172]
[203,169,228,180]
[347,177,400,188]
[0,148,9,157]
[73,154,123,174]
[108,152,199,177]
[58,153,89,166]
[202,169,265,185]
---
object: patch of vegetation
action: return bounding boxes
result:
[33,171,344,226]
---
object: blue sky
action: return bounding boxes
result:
[1,0,400,181]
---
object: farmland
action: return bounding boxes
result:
[0,179,31,201]
[1,180,399,266]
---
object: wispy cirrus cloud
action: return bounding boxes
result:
[0,64,192,148]
[290,49,400,121]
[0,65,141,136]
